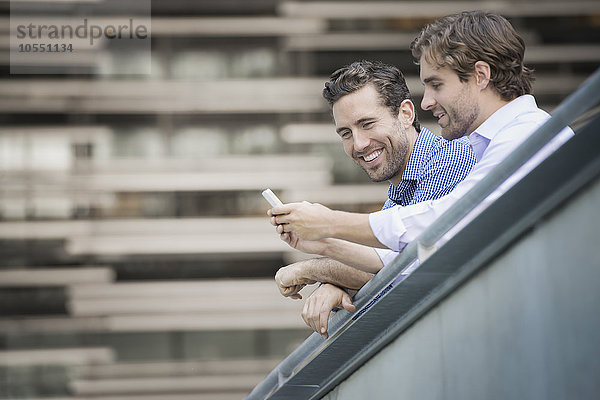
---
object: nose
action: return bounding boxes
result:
[353,130,370,153]
[421,87,435,111]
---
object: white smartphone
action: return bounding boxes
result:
[261,188,283,207]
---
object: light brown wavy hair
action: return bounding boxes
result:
[410,11,534,101]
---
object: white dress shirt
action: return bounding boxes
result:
[368,95,574,252]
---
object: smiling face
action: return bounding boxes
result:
[332,84,413,185]
[419,56,482,140]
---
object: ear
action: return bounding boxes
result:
[474,61,491,90]
[397,99,415,128]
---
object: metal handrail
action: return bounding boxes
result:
[246,66,600,400]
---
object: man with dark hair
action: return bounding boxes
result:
[273,60,475,337]
[269,11,573,336]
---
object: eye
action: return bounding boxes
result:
[363,121,375,129]
[431,83,442,90]
[339,130,352,139]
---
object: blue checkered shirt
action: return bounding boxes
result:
[382,127,476,209]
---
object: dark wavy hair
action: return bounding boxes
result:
[322,60,420,131]
[410,11,534,101]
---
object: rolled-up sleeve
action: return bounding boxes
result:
[369,206,406,251]
[369,195,460,252]
[374,247,400,266]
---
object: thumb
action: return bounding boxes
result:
[341,293,356,312]
[281,285,302,297]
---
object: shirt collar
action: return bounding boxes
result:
[400,127,435,181]
[470,94,538,142]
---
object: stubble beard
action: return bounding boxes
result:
[441,88,480,141]
[360,122,409,183]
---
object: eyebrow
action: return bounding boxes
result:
[357,116,376,125]
[422,76,441,85]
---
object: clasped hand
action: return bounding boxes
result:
[302,283,356,339]
[274,264,316,300]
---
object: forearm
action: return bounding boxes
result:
[318,238,383,274]
[272,202,389,248]
[296,257,373,290]
[328,210,388,248]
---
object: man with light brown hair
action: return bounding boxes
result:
[412,11,534,141]
[269,11,573,337]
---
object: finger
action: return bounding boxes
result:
[290,293,302,300]
[282,284,304,297]
[271,204,294,216]
[341,293,356,312]
[270,216,277,226]
[319,305,331,339]
[301,298,312,330]
[267,209,273,217]
[301,300,310,327]
[279,285,292,296]
[305,298,320,334]
[276,224,285,234]
[279,286,293,296]
[279,232,290,243]
[277,285,286,296]
[274,214,289,224]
